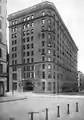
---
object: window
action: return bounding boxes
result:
[53,50,55,56]
[12,40,14,45]
[12,60,14,65]
[12,28,14,32]
[42,71,45,79]
[31,36,34,41]
[48,26,51,31]
[31,65,34,70]
[53,36,55,40]
[23,24,26,29]
[27,51,30,56]
[0,64,3,73]
[42,41,45,47]
[42,49,45,55]
[27,37,29,42]
[42,33,45,39]
[42,56,45,61]
[31,29,34,34]
[12,34,14,39]
[15,40,17,44]
[15,20,17,24]
[48,71,51,78]
[15,53,17,58]
[57,34,59,38]
[31,51,34,56]
[42,26,44,31]
[31,58,34,63]
[12,21,14,25]
[42,82,45,91]
[48,33,51,39]
[48,57,51,61]
[12,67,17,71]
[57,47,59,51]
[48,64,51,69]
[24,73,25,79]
[23,17,26,22]
[27,44,30,49]
[48,82,52,91]
[27,16,29,20]
[42,64,45,69]
[42,11,45,16]
[12,73,17,80]
[27,58,30,63]
[23,45,25,50]
[31,22,34,27]
[23,31,26,36]
[12,47,14,52]
[57,54,59,58]
[15,27,17,32]
[23,52,25,57]
[53,72,55,79]
[27,23,29,28]
[15,33,17,38]
[0,48,2,58]
[31,15,34,19]
[31,72,34,78]
[23,38,25,43]
[27,30,30,35]
[48,49,51,54]
[23,59,25,63]
[47,42,52,47]
[15,60,17,64]
[31,43,34,48]
[57,73,59,79]
[42,19,45,24]
[48,19,51,24]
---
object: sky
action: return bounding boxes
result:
[7,0,84,73]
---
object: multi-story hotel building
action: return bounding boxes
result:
[0,0,7,96]
[8,1,78,93]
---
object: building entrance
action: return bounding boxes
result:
[23,80,34,91]
[0,81,4,96]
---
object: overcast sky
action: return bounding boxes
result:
[7,0,84,73]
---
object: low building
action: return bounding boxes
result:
[78,71,84,92]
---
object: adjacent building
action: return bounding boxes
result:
[8,1,78,94]
[78,71,84,92]
[0,0,7,96]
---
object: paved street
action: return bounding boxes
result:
[0,92,84,120]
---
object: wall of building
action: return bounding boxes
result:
[0,0,7,96]
[8,1,78,93]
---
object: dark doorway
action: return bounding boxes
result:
[23,81,34,91]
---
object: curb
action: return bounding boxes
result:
[0,97,27,103]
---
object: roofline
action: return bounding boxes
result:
[7,1,78,50]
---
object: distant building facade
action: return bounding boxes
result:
[8,1,78,94]
[78,71,84,92]
[0,0,7,96]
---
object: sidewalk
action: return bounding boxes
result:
[0,92,27,103]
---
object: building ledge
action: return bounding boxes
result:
[0,73,7,77]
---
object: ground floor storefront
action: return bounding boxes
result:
[0,78,7,96]
[0,81,4,96]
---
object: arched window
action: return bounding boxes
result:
[0,48,2,58]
